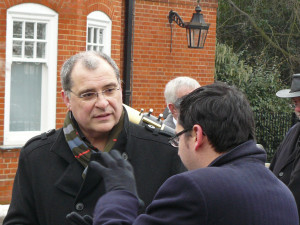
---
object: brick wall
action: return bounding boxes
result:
[130,0,217,115]
[0,0,217,204]
[0,150,19,203]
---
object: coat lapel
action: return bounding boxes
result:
[273,123,300,172]
[50,129,84,197]
[74,162,105,202]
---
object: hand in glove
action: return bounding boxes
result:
[89,149,138,196]
[66,212,93,225]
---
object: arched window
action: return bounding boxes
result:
[4,3,58,146]
[86,11,112,56]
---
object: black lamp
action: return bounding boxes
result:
[168,2,210,51]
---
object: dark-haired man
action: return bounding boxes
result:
[86,82,298,225]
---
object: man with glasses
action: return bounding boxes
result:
[71,82,298,225]
[4,51,184,225]
[270,73,300,219]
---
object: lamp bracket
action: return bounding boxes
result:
[168,10,185,28]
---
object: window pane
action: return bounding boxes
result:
[93,28,98,43]
[13,41,22,57]
[37,23,46,40]
[87,45,92,50]
[99,46,103,52]
[93,45,97,51]
[37,42,46,58]
[88,27,92,43]
[25,41,34,58]
[10,62,42,131]
[25,22,34,39]
[13,21,23,38]
[99,29,103,44]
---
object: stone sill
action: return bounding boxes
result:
[0,145,22,150]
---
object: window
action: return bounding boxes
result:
[4,3,58,146]
[87,11,111,56]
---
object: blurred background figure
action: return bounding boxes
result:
[163,76,200,129]
[270,73,300,219]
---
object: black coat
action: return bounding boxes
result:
[4,114,183,225]
[270,122,300,219]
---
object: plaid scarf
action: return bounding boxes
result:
[63,110,124,168]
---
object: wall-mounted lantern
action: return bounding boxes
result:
[168,2,210,51]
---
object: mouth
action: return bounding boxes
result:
[93,113,112,120]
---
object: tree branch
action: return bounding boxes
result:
[225,0,290,58]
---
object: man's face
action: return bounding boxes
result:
[292,97,300,119]
[63,58,123,139]
[176,124,195,170]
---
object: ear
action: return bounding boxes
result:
[61,90,71,111]
[193,124,205,151]
[168,103,177,115]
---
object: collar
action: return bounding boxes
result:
[209,140,266,167]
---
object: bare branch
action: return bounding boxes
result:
[225,0,290,58]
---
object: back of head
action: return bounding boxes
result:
[179,82,255,153]
[164,76,200,105]
[60,51,120,92]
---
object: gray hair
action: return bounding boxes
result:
[164,76,200,107]
[60,51,120,92]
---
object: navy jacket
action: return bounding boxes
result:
[94,140,299,225]
[4,110,184,225]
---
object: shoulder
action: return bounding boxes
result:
[163,115,175,128]
[286,122,300,135]
[21,129,60,154]
[152,172,207,208]
[164,114,173,121]
[128,122,174,144]
[166,167,235,191]
[126,123,180,159]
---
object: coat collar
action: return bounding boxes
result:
[50,129,84,197]
[49,109,132,199]
[209,140,266,167]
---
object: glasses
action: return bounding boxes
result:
[70,87,120,102]
[168,127,192,147]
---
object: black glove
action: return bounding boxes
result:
[89,149,138,196]
[66,212,93,225]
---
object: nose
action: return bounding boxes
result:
[94,94,109,109]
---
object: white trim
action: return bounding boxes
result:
[87,11,111,56]
[4,3,58,146]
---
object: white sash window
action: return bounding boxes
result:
[4,3,58,146]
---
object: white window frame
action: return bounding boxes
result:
[4,3,58,146]
[87,11,111,56]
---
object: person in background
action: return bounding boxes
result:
[270,73,300,219]
[3,51,184,225]
[68,82,299,225]
[163,76,200,129]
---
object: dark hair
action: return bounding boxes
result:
[179,82,255,153]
